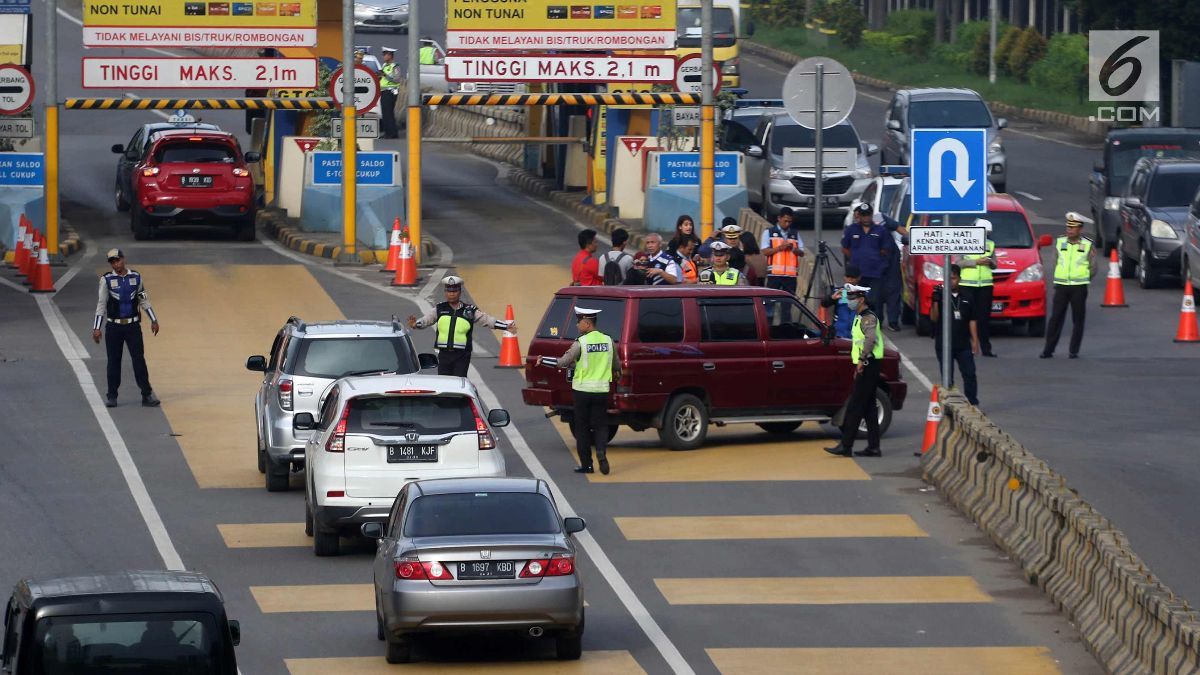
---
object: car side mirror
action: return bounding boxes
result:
[563,517,586,534]
[996,117,1008,129]
[111,144,125,154]
[866,143,879,157]
[418,352,439,370]
[228,620,241,647]
[487,409,510,428]
[360,522,385,539]
[293,412,316,431]
[745,145,763,158]
[886,120,902,131]
[245,355,267,371]
[1124,196,1142,208]
[1038,234,1053,248]
[244,151,261,163]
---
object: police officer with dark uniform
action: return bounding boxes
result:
[408,276,513,377]
[825,284,883,457]
[92,248,160,408]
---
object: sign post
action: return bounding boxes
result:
[407,0,421,264]
[45,0,59,261]
[340,0,357,263]
[699,0,715,242]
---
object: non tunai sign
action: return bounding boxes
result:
[908,226,987,255]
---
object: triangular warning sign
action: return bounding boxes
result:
[622,137,647,156]
[294,137,321,152]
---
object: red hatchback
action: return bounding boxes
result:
[903,193,1052,336]
[129,130,260,241]
[522,286,907,450]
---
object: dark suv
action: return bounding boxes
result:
[1118,158,1200,288]
[522,286,906,450]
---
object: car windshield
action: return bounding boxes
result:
[404,492,561,537]
[288,336,417,378]
[770,124,860,154]
[32,612,217,674]
[926,211,1034,248]
[1147,170,1200,207]
[677,7,735,47]
[1109,140,1200,184]
[347,395,475,435]
[156,141,236,164]
[908,99,993,128]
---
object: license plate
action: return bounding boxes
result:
[180,175,214,187]
[387,445,438,463]
[456,560,516,580]
[991,302,1004,312]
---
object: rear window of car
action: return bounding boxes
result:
[156,141,236,164]
[347,395,475,435]
[637,297,684,343]
[536,297,574,339]
[32,612,217,674]
[404,492,561,537]
[537,296,627,341]
[286,336,417,378]
[908,99,993,128]
[926,211,1034,248]
[699,299,759,341]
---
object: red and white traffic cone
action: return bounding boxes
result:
[496,305,522,368]
[19,233,38,283]
[382,217,404,273]
[916,386,941,457]
[16,228,34,277]
[29,245,54,293]
[390,231,418,287]
[1100,248,1128,307]
[10,219,27,268]
[1174,280,1199,343]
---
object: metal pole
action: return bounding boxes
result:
[988,0,997,84]
[45,0,60,262]
[699,0,714,242]
[813,63,824,245]
[340,0,357,261]
[406,0,422,263]
[941,247,951,389]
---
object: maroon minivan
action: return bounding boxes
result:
[522,286,907,450]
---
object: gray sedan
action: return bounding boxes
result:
[354,0,409,32]
[363,477,586,663]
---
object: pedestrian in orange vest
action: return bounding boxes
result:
[759,206,806,294]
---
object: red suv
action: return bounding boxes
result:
[903,193,1053,336]
[522,286,907,450]
[129,130,260,241]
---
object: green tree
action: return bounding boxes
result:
[1007,26,1047,82]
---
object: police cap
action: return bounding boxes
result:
[106,248,124,261]
[442,275,464,290]
[710,240,732,253]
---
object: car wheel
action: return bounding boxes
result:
[757,421,801,434]
[1118,236,1136,279]
[855,389,893,438]
[314,526,340,556]
[131,208,153,241]
[304,500,314,537]
[1027,316,1046,337]
[384,636,412,664]
[1138,246,1160,289]
[658,393,708,451]
[236,214,256,242]
[916,313,932,337]
[115,180,130,212]
[265,458,289,492]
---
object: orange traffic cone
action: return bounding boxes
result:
[11,219,26,268]
[1100,248,1127,307]
[496,305,522,368]
[916,385,941,457]
[818,304,828,324]
[28,245,54,293]
[1174,280,1200,343]
[19,231,37,280]
[390,230,418,287]
[382,217,404,273]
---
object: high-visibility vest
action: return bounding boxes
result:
[851,312,884,365]
[573,331,613,393]
[765,225,800,276]
[380,62,401,89]
[680,258,698,283]
[699,267,740,285]
[434,302,476,351]
[419,46,436,65]
[960,240,995,287]
[1053,237,1092,285]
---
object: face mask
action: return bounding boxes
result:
[848,298,862,311]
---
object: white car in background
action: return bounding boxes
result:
[295,373,509,556]
[354,0,409,32]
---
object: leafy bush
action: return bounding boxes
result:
[1007,26,1048,82]
[863,30,916,54]
[955,20,991,53]
[931,42,969,70]
[826,0,866,48]
[751,1,805,29]
[994,24,1022,76]
[885,9,935,57]
[1029,32,1087,95]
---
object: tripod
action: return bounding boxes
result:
[804,240,843,313]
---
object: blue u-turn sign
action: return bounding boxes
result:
[910,129,988,214]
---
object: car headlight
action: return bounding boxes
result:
[721,58,739,75]
[769,167,791,179]
[854,167,871,179]
[1014,263,1044,283]
[1151,219,1178,239]
[989,140,1004,154]
[1104,196,1122,211]
[923,261,944,281]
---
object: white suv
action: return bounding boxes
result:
[294,373,509,556]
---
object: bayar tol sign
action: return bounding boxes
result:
[82,0,317,47]
[446,0,675,51]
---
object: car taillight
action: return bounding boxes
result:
[394,558,453,580]
[232,167,250,177]
[469,399,496,451]
[520,554,574,578]
[141,166,160,176]
[325,404,350,453]
[277,378,293,411]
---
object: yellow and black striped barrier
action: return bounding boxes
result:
[64,98,337,110]
[422,92,702,106]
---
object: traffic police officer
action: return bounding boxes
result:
[957,218,997,356]
[92,248,160,408]
[697,241,747,285]
[1041,212,1097,359]
[418,38,438,65]
[825,284,883,457]
[538,308,620,475]
[407,276,513,377]
[379,47,401,139]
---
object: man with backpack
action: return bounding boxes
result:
[598,228,633,286]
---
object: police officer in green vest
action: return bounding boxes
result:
[379,47,401,139]
[408,276,513,377]
[1041,212,1097,359]
[419,38,438,65]
[826,285,884,457]
[697,241,747,285]
[957,218,998,357]
[538,308,621,475]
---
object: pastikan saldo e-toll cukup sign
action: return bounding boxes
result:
[445,0,676,51]
[81,0,317,47]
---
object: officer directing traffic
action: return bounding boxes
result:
[379,47,401,139]
[538,308,620,475]
[408,276,513,377]
[1041,212,1097,359]
[825,285,883,458]
[92,249,160,408]
[697,241,747,285]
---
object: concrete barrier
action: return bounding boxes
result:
[0,188,43,252]
[923,392,1200,674]
[299,184,401,250]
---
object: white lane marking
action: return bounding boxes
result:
[125,94,172,120]
[48,296,90,361]
[1014,190,1043,201]
[52,245,95,298]
[52,4,185,58]
[260,235,694,675]
[0,275,24,292]
[33,295,185,571]
[886,337,934,393]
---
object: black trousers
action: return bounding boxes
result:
[105,322,152,399]
[572,391,609,469]
[380,90,398,138]
[1044,284,1088,355]
[882,261,903,326]
[960,285,994,352]
[437,349,471,377]
[935,346,979,405]
[838,359,881,451]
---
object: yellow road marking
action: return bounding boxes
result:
[616,515,927,540]
[217,523,308,548]
[706,646,1061,674]
[286,650,644,674]
[656,577,992,605]
[252,584,374,613]
[454,264,566,345]
[142,265,344,489]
